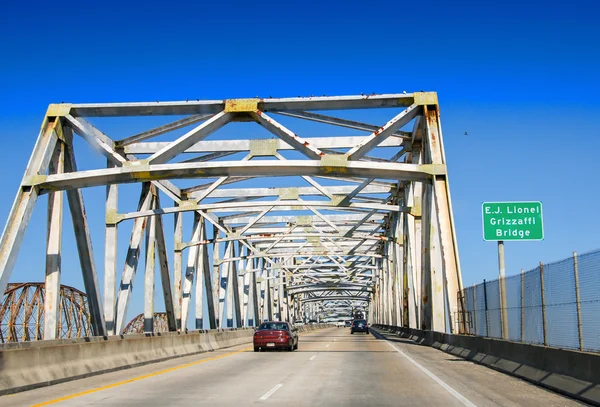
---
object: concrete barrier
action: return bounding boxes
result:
[373,324,600,406]
[0,328,251,395]
[0,323,334,395]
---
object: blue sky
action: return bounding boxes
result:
[1,0,599,323]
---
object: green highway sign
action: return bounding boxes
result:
[482,201,544,241]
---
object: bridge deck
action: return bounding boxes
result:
[3,328,582,407]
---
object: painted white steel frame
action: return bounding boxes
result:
[0,93,465,337]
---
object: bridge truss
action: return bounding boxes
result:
[0,283,92,342]
[0,92,465,338]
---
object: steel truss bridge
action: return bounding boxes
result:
[0,92,465,340]
[0,282,92,343]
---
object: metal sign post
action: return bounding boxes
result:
[497,240,508,339]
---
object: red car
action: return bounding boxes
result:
[253,321,299,352]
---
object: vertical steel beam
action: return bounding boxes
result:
[199,220,217,329]
[219,241,231,328]
[290,294,297,323]
[421,177,448,331]
[266,268,274,321]
[423,105,464,333]
[64,139,107,337]
[241,247,250,327]
[271,268,278,320]
[173,207,183,330]
[274,268,281,321]
[281,270,289,322]
[400,214,410,327]
[181,213,201,331]
[387,241,396,326]
[251,258,260,326]
[0,118,58,303]
[242,272,250,326]
[237,242,247,326]
[377,260,383,324]
[420,183,434,330]
[380,253,386,324]
[194,228,204,330]
[229,244,242,327]
[403,211,416,328]
[104,160,119,334]
[154,202,177,332]
[44,141,65,340]
[388,245,394,326]
[370,257,377,324]
[212,226,221,327]
[113,183,152,334]
[372,263,378,323]
[406,131,423,330]
[143,192,157,334]
[260,259,269,322]
[394,214,404,327]
[257,259,264,322]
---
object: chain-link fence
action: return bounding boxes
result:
[459,249,600,352]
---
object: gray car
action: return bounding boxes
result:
[350,319,369,334]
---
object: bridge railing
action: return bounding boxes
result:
[459,249,600,352]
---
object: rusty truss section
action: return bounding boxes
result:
[124,312,170,334]
[0,92,465,339]
[0,283,92,343]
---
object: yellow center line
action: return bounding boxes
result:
[31,347,252,407]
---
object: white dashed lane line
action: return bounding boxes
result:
[259,383,283,401]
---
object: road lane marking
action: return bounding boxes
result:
[385,341,477,407]
[259,383,283,400]
[30,347,252,407]
[309,355,317,361]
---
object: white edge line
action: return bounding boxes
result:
[385,340,477,407]
[259,383,283,401]
[309,355,317,361]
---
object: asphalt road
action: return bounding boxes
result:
[1,327,585,407]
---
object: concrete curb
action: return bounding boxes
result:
[373,325,600,406]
